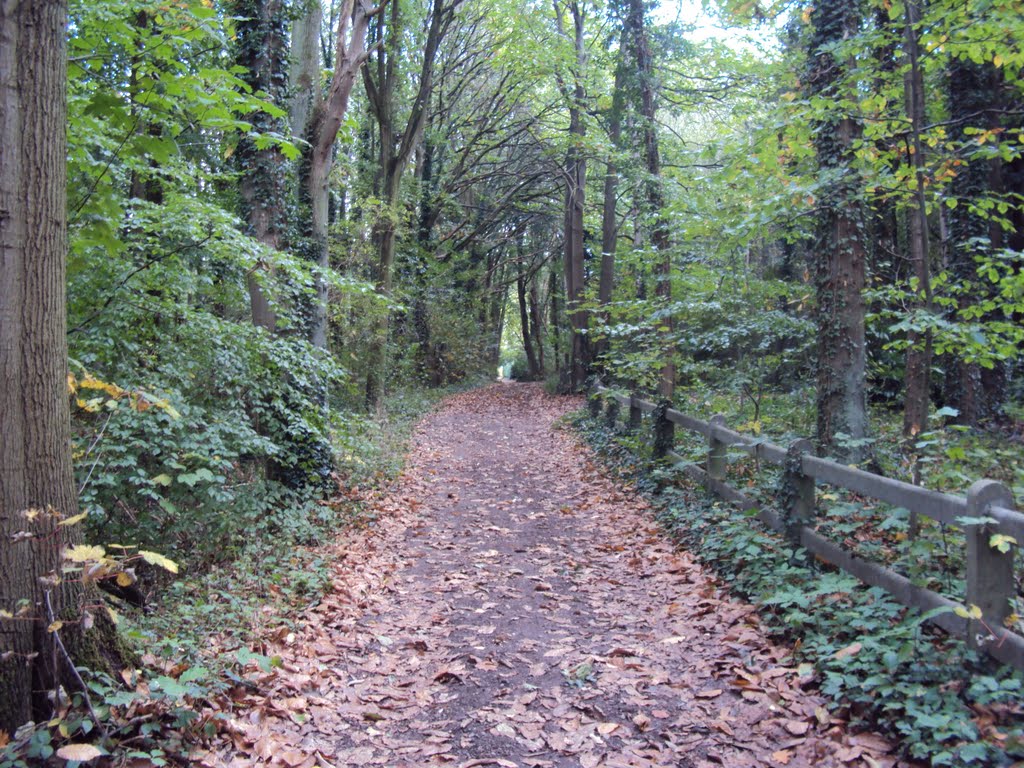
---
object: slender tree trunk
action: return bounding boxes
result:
[529,278,546,375]
[901,0,934,441]
[517,257,541,379]
[363,0,453,406]
[807,0,870,462]
[301,0,377,350]
[595,62,625,368]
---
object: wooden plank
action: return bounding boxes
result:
[801,455,968,526]
[665,408,710,436]
[989,504,1024,543]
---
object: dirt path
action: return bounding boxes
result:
[206,384,902,768]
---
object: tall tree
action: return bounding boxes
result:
[900,0,934,443]
[806,0,870,461]
[623,0,674,399]
[297,0,379,350]
[0,0,101,731]
[362,0,459,405]
[554,0,589,390]
[233,0,291,333]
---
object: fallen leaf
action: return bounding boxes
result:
[56,744,104,762]
[772,749,792,765]
[834,641,862,660]
[695,689,724,699]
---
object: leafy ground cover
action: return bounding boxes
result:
[0,383,475,767]
[577,389,1024,767]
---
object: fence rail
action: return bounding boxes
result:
[592,383,1024,670]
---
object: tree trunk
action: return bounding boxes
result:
[559,0,589,390]
[625,0,674,399]
[807,0,870,462]
[289,0,322,143]
[901,0,934,441]
[363,0,452,406]
[302,0,377,350]
[595,61,625,368]
[0,0,103,732]
[234,0,289,333]
[517,258,541,379]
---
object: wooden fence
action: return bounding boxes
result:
[591,383,1024,670]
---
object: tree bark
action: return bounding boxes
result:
[363,0,455,406]
[625,0,674,399]
[298,0,377,351]
[901,0,934,441]
[556,0,589,390]
[234,0,290,333]
[0,0,91,732]
[807,0,870,462]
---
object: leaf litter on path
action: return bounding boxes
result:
[197,383,913,768]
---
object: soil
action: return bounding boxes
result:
[202,383,908,768]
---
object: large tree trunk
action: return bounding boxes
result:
[807,0,870,462]
[234,0,290,333]
[625,0,674,399]
[300,0,376,351]
[0,0,106,732]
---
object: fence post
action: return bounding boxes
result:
[652,401,674,459]
[628,394,642,432]
[965,480,1016,648]
[605,397,620,429]
[783,439,816,548]
[588,379,602,419]
[707,414,727,481]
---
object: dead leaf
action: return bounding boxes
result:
[772,749,793,765]
[834,641,862,660]
[56,744,104,762]
[696,689,724,699]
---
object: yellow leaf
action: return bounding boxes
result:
[64,545,106,563]
[116,571,135,587]
[954,603,983,620]
[67,373,78,394]
[47,621,63,633]
[56,743,104,762]
[58,512,88,527]
[994,53,1004,68]
[139,550,179,574]
[106,606,119,625]
[0,610,14,620]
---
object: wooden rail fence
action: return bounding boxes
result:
[591,382,1024,670]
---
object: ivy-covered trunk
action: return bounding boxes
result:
[806,0,870,462]
[232,0,290,333]
[625,0,674,399]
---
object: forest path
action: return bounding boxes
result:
[208,383,900,768]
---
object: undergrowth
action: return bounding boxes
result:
[576,411,1024,768]
[0,381,476,767]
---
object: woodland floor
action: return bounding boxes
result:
[199,383,909,768]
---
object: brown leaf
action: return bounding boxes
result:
[834,641,862,660]
[772,749,793,765]
[784,719,810,736]
[695,688,724,699]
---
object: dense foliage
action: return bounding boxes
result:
[0,0,1021,761]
